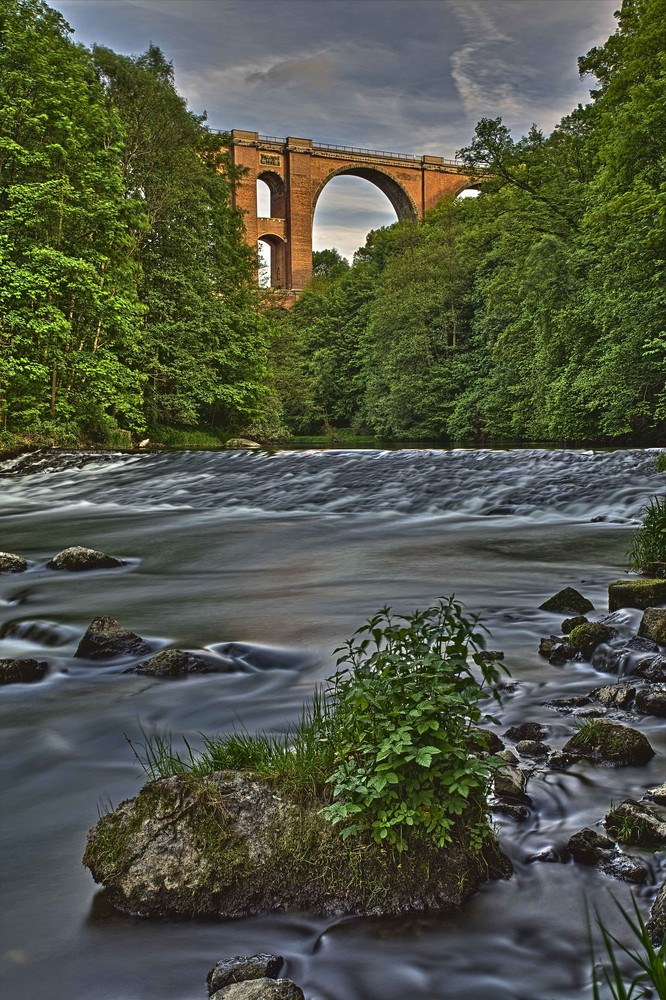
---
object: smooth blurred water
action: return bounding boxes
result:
[0,447,664,1000]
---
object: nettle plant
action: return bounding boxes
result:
[322,598,506,853]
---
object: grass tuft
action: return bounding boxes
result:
[588,893,666,1000]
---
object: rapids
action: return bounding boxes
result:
[0,447,664,1000]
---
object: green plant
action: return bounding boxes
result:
[654,453,666,473]
[589,894,666,1000]
[321,598,507,853]
[629,495,666,572]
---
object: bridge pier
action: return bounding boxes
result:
[225,130,479,292]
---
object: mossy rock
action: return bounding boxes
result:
[605,799,666,848]
[568,622,615,660]
[608,579,666,612]
[539,588,594,615]
[83,771,511,919]
[638,607,666,646]
[0,552,28,573]
[562,720,655,766]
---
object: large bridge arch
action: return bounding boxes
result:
[224,130,482,292]
[312,166,418,224]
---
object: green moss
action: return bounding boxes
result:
[568,622,614,659]
[608,578,666,611]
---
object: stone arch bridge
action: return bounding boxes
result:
[223,130,480,292]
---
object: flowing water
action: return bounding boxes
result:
[0,447,664,1000]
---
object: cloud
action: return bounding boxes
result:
[246,51,334,90]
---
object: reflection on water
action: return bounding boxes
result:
[0,448,664,1000]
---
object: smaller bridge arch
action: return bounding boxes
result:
[225,130,482,291]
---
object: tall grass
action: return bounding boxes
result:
[629,495,666,572]
[589,894,665,1000]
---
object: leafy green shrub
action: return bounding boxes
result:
[321,599,506,853]
[629,495,666,572]
[589,894,665,1000]
[654,452,666,473]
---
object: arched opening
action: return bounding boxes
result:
[258,234,287,288]
[312,173,407,261]
[257,171,286,219]
[456,187,481,200]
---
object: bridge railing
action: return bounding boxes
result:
[214,130,461,166]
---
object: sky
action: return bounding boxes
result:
[57,0,619,260]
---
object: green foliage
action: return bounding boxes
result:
[133,599,506,857]
[312,248,350,279]
[629,495,666,571]
[588,894,666,1000]
[656,453,666,472]
[321,598,506,853]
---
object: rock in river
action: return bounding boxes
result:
[608,579,666,612]
[0,552,28,573]
[47,546,125,571]
[562,720,655,766]
[0,658,47,685]
[75,617,152,660]
[83,770,511,919]
[539,587,594,615]
[605,799,666,848]
[133,649,231,677]
[211,981,304,1000]
[638,608,666,646]
[208,955,284,994]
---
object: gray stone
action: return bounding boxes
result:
[492,800,531,822]
[644,783,666,805]
[47,546,125,571]
[596,854,647,884]
[539,588,594,614]
[634,685,666,717]
[208,955,283,995]
[638,608,666,646]
[211,979,304,1000]
[504,722,548,743]
[626,636,659,654]
[0,658,47,685]
[647,882,666,946]
[224,438,261,450]
[538,635,577,664]
[469,727,505,754]
[494,762,529,800]
[567,827,615,865]
[515,740,550,758]
[590,684,636,709]
[0,552,27,573]
[547,695,592,712]
[605,799,666,848]
[75,617,152,660]
[83,770,511,919]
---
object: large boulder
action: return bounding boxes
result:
[0,552,27,573]
[47,546,125,571]
[605,799,666,848]
[0,658,47,685]
[638,608,666,646]
[608,579,666,612]
[208,955,283,994]
[539,588,594,615]
[566,828,646,883]
[211,981,303,1000]
[75,617,152,660]
[562,720,655,766]
[83,770,511,919]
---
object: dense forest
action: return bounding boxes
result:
[1,0,664,448]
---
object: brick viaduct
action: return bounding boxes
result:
[223,130,480,292]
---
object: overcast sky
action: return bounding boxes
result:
[57,0,619,259]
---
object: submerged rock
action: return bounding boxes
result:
[208,955,283,994]
[133,649,232,677]
[638,608,666,646]
[608,579,666,612]
[211,980,304,1000]
[568,622,615,660]
[634,685,666,717]
[647,882,666,946]
[83,771,511,919]
[605,799,666,848]
[539,588,594,615]
[0,658,47,685]
[47,546,125,571]
[567,827,646,883]
[75,617,152,660]
[0,552,28,573]
[562,720,655,766]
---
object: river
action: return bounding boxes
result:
[0,447,664,1000]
